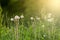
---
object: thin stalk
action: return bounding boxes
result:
[15,20,19,40]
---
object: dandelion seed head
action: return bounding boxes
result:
[36,17,40,20]
[20,15,24,19]
[14,15,20,20]
[30,17,34,20]
[47,18,54,22]
[11,18,14,21]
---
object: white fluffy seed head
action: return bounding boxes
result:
[47,18,54,22]
[14,15,20,20]
[30,17,34,20]
[11,18,14,21]
[36,17,40,20]
[20,15,24,19]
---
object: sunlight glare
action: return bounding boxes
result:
[48,0,60,9]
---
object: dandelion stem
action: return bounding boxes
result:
[15,20,19,40]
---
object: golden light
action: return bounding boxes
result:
[51,0,60,7]
[47,0,60,9]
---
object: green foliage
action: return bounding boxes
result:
[0,6,3,40]
[0,0,60,40]
[0,6,2,27]
[1,19,60,40]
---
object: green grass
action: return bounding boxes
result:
[1,21,60,40]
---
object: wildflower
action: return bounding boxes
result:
[47,18,54,22]
[20,14,24,19]
[11,18,14,21]
[14,15,20,20]
[36,17,40,20]
[30,17,34,20]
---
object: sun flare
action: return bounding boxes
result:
[48,0,60,9]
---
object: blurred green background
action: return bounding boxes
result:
[0,0,60,40]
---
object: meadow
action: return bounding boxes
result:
[0,0,60,40]
[1,14,60,40]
